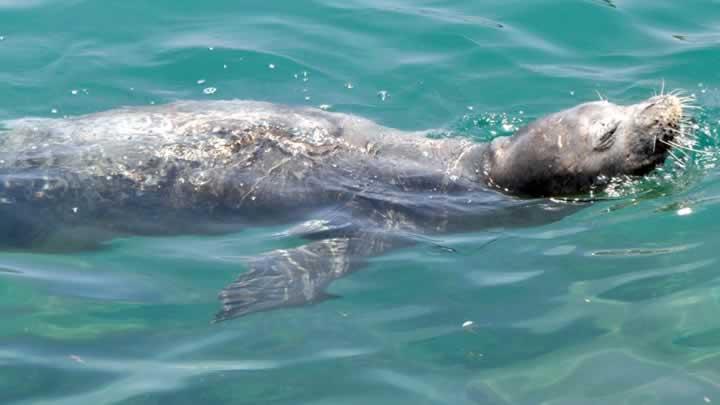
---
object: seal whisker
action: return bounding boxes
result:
[665,148,687,168]
[659,138,713,155]
[660,79,666,96]
[652,135,657,153]
[673,156,688,169]
[595,90,606,101]
[669,88,688,96]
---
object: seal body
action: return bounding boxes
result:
[4,100,562,250]
[0,96,686,319]
[0,101,491,240]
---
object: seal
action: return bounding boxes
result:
[0,94,691,321]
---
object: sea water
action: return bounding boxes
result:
[1,0,720,403]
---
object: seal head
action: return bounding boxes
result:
[483,94,685,197]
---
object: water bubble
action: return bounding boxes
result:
[71,89,78,95]
[208,47,214,51]
[51,108,58,114]
[223,64,228,69]
[319,104,332,110]
[305,96,311,101]
[569,90,575,96]
[677,207,693,216]
[203,87,217,95]
[0,36,5,41]
[345,82,354,89]
[467,106,474,111]
[268,64,276,69]
[197,79,206,85]
[377,90,389,101]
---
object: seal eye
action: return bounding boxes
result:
[593,123,618,151]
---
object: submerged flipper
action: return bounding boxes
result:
[214,199,423,322]
[214,237,355,322]
[213,220,408,322]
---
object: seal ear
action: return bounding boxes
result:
[593,123,618,151]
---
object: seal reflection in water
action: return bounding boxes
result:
[0,93,692,321]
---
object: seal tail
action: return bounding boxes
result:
[213,238,353,322]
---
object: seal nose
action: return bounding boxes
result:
[642,95,683,129]
[645,95,682,116]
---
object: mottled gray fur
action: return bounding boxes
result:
[0,97,683,320]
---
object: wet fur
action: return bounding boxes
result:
[0,96,686,319]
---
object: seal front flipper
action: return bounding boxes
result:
[213,218,409,322]
[214,237,354,322]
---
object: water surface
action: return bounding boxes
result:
[1,0,720,404]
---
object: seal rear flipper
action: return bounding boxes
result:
[213,237,354,322]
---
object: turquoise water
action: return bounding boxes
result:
[1,0,720,403]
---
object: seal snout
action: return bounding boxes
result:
[638,95,684,152]
[644,95,683,127]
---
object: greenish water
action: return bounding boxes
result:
[1,0,720,404]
